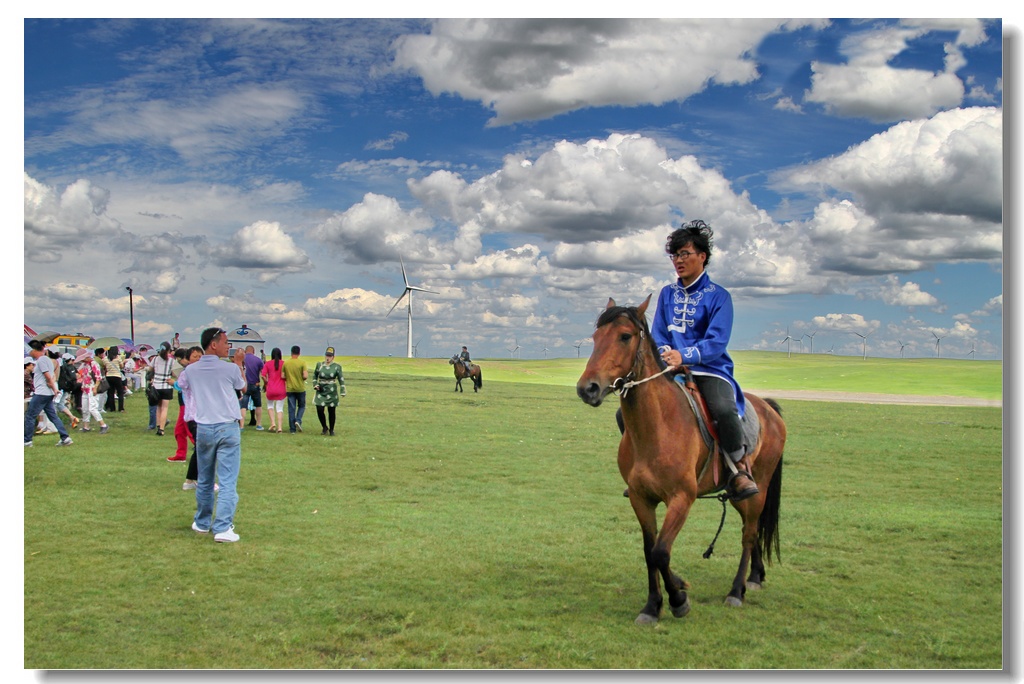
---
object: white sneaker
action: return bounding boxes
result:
[57,436,74,446]
[214,527,239,543]
[24,441,33,447]
[191,521,209,534]
[182,480,197,490]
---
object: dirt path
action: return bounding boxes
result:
[745,389,1001,408]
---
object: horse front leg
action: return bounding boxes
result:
[630,497,663,625]
[652,495,695,618]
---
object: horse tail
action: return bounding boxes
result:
[476,368,483,388]
[758,397,784,566]
[758,456,782,566]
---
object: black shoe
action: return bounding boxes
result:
[329,430,335,436]
[321,429,328,435]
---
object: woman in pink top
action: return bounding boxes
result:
[260,347,287,433]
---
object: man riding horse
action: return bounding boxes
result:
[651,219,758,501]
[459,346,472,374]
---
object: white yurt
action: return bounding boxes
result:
[227,325,266,358]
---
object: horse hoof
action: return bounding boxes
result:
[745,581,762,592]
[724,596,743,608]
[635,613,659,626]
[671,599,691,618]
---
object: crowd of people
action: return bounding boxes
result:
[24,332,347,544]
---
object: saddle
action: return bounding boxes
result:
[673,366,760,490]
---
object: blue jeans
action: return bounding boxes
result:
[193,422,242,535]
[25,394,69,443]
[287,391,306,432]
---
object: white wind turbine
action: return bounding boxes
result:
[803,330,817,354]
[779,328,794,358]
[932,331,947,358]
[852,331,873,360]
[386,256,438,359]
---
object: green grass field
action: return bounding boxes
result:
[24,354,1003,669]
[338,351,1003,400]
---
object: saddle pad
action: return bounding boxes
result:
[673,376,761,458]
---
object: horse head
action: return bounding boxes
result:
[448,356,457,365]
[576,295,656,406]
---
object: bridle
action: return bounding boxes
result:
[604,311,678,399]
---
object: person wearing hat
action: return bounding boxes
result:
[459,346,473,374]
[49,349,80,430]
[24,340,73,447]
[76,349,108,433]
[312,346,345,436]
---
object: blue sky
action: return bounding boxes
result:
[22,17,1005,360]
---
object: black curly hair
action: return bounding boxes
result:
[665,219,714,267]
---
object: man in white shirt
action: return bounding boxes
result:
[177,327,246,543]
[24,340,73,447]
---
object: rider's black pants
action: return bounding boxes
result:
[693,374,744,459]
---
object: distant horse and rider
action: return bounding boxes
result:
[449,346,482,392]
[577,296,786,624]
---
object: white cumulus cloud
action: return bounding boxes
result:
[392,18,826,125]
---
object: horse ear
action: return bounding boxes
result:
[606,297,616,309]
[637,293,652,316]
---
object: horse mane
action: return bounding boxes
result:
[595,305,667,371]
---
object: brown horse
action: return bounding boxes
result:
[576,296,786,624]
[449,356,482,392]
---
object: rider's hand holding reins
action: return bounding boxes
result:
[660,348,683,369]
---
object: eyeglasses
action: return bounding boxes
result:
[668,251,697,262]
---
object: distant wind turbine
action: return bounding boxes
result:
[932,331,947,358]
[852,331,873,360]
[898,340,907,358]
[541,345,550,359]
[506,337,521,359]
[803,331,817,354]
[967,342,976,359]
[825,344,835,355]
[779,328,793,358]
[411,338,421,358]
[386,256,438,359]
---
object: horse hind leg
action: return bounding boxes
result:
[725,508,758,607]
[746,543,765,592]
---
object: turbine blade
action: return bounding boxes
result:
[386,289,409,318]
[407,285,439,294]
[400,255,410,288]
